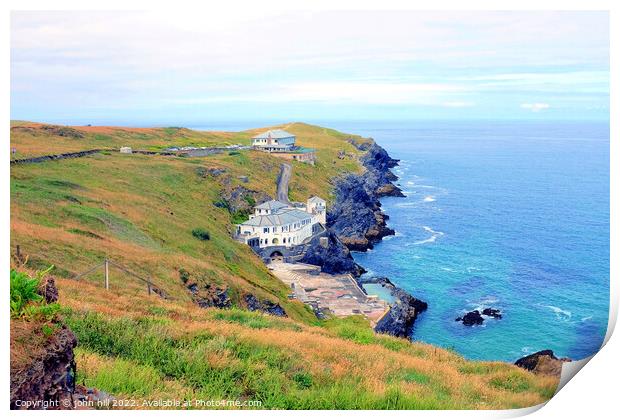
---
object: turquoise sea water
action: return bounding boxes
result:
[329,120,610,362]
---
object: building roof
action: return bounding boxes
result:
[255,200,289,211]
[252,129,296,140]
[241,208,312,227]
[274,146,315,154]
[308,196,325,203]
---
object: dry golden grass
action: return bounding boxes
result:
[53,276,559,410]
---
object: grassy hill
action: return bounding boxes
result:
[9,121,559,409]
[10,121,368,321]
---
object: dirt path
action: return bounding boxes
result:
[276,163,293,204]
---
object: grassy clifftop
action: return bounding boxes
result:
[10,122,367,321]
[10,121,558,409]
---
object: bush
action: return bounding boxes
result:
[191,228,210,241]
[10,267,60,321]
[231,211,249,224]
[10,269,43,317]
[293,372,313,389]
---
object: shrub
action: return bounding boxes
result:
[293,372,313,389]
[10,269,43,317]
[191,228,210,241]
[178,268,191,283]
[10,267,61,321]
[231,211,249,224]
[24,303,62,322]
[244,195,256,207]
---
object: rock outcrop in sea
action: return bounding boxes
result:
[455,308,502,326]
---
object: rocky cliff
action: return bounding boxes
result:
[328,142,403,251]
[361,277,428,338]
[299,231,365,276]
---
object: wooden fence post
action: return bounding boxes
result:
[147,277,152,295]
[104,258,109,290]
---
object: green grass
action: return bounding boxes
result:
[212,308,301,331]
[321,316,379,344]
[65,309,534,409]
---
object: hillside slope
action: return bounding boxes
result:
[10,122,559,409]
[10,122,367,321]
[56,276,556,409]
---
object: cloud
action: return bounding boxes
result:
[10,10,608,121]
[520,103,551,112]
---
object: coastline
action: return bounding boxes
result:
[324,138,428,338]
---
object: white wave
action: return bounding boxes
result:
[581,316,593,322]
[413,226,444,245]
[540,305,572,321]
[407,181,415,185]
[394,202,419,209]
[440,267,456,272]
[468,297,500,313]
[423,196,435,202]
[466,266,481,273]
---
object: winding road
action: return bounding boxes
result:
[276,163,293,204]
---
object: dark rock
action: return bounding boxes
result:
[219,185,271,218]
[482,308,502,319]
[300,231,365,276]
[370,277,428,338]
[195,166,226,178]
[10,325,78,410]
[456,307,502,326]
[455,310,485,326]
[38,276,59,304]
[183,271,232,309]
[244,294,287,317]
[328,142,403,252]
[328,174,395,251]
[195,286,232,309]
[515,350,572,377]
[361,143,404,198]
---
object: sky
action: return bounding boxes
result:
[10,10,610,125]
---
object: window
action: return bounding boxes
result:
[263,227,269,233]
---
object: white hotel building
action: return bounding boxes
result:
[235,197,326,249]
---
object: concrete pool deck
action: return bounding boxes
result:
[267,261,390,324]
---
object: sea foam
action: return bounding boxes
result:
[413,226,445,245]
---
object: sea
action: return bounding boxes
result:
[192,120,610,362]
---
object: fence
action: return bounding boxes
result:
[73,257,167,299]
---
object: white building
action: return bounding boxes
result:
[235,197,326,249]
[251,130,296,152]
